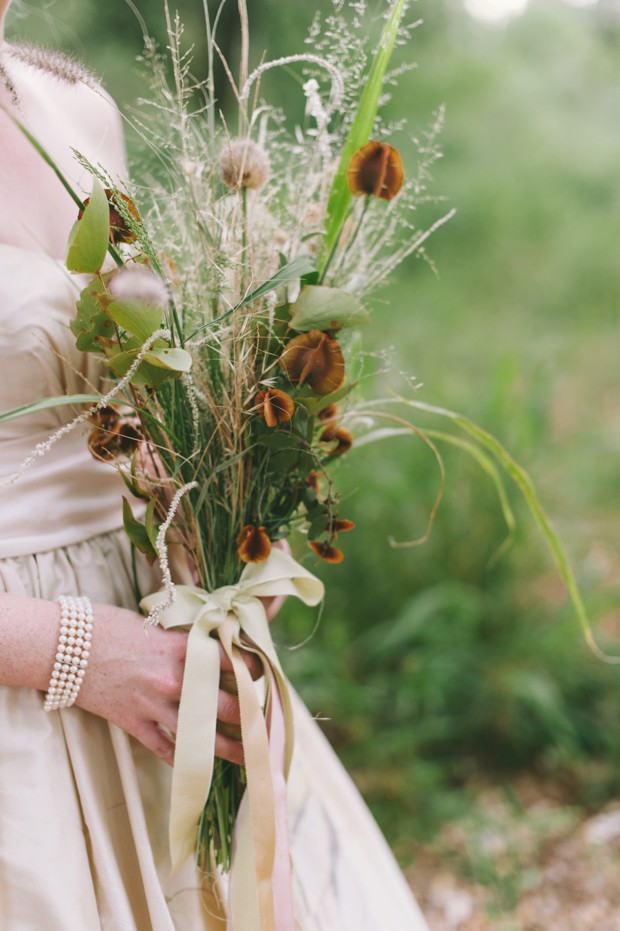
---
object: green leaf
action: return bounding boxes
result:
[0,393,103,423]
[144,498,161,550]
[318,0,407,272]
[106,299,163,343]
[256,431,304,450]
[66,177,110,274]
[300,379,359,416]
[70,278,116,352]
[143,347,193,372]
[122,497,158,563]
[237,256,317,308]
[289,285,370,332]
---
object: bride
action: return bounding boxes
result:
[0,2,429,928]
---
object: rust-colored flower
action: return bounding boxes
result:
[305,470,321,494]
[347,141,404,201]
[87,407,141,462]
[237,524,272,563]
[320,424,353,456]
[80,189,140,244]
[255,387,295,428]
[309,540,344,564]
[317,403,338,422]
[280,330,345,396]
[329,518,355,535]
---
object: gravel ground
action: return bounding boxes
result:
[406,784,620,930]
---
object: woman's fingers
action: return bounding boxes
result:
[218,643,263,681]
[136,720,176,766]
[215,731,245,766]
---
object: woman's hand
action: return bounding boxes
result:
[260,538,291,622]
[76,603,261,766]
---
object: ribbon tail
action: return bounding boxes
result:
[267,667,296,929]
[169,622,222,873]
[220,619,277,931]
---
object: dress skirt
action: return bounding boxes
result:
[0,529,429,931]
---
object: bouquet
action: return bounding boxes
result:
[2,0,610,924]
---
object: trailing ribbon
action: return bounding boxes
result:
[140,548,324,931]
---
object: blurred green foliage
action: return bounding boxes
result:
[10,0,620,860]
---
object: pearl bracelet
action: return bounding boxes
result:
[43,595,93,712]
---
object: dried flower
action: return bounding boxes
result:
[320,424,353,456]
[87,406,141,462]
[309,540,344,564]
[237,525,272,563]
[219,138,270,190]
[317,403,339,422]
[79,189,140,244]
[329,518,355,534]
[255,387,295,428]
[109,265,169,308]
[347,141,404,201]
[280,329,345,395]
[305,470,321,493]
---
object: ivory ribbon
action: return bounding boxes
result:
[140,548,324,931]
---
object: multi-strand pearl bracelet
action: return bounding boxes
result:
[43,595,93,712]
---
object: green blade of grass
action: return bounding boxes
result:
[0,394,104,423]
[389,396,620,664]
[318,0,408,273]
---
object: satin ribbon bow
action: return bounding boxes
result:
[140,548,324,930]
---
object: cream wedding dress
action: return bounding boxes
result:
[0,244,429,930]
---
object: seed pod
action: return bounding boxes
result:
[347,141,404,201]
[255,387,295,428]
[309,540,344,564]
[237,524,272,563]
[280,330,345,396]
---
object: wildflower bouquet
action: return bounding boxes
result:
[3,0,609,925]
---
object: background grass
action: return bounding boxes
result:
[10,0,620,890]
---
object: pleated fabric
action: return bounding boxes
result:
[0,530,429,931]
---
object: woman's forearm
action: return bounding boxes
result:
[0,593,59,691]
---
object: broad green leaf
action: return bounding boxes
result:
[299,379,359,416]
[122,497,158,563]
[318,0,407,272]
[257,431,303,450]
[143,348,193,372]
[107,349,186,388]
[0,393,102,423]
[106,299,163,343]
[289,285,370,332]
[70,278,116,352]
[66,177,110,274]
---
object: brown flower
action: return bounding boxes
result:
[317,403,338,422]
[320,424,353,456]
[79,189,140,245]
[309,540,344,564]
[237,525,272,563]
[347,141,404,201]
[280,330,345,396]
[305,470,321,494]
[329,518,355,535]
[255,387,295,428]
[87,407,141,462]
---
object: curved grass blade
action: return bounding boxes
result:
[389,396,620,664]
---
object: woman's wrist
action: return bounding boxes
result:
[0,593,61,691]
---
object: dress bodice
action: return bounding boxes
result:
[0,245,126,557]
